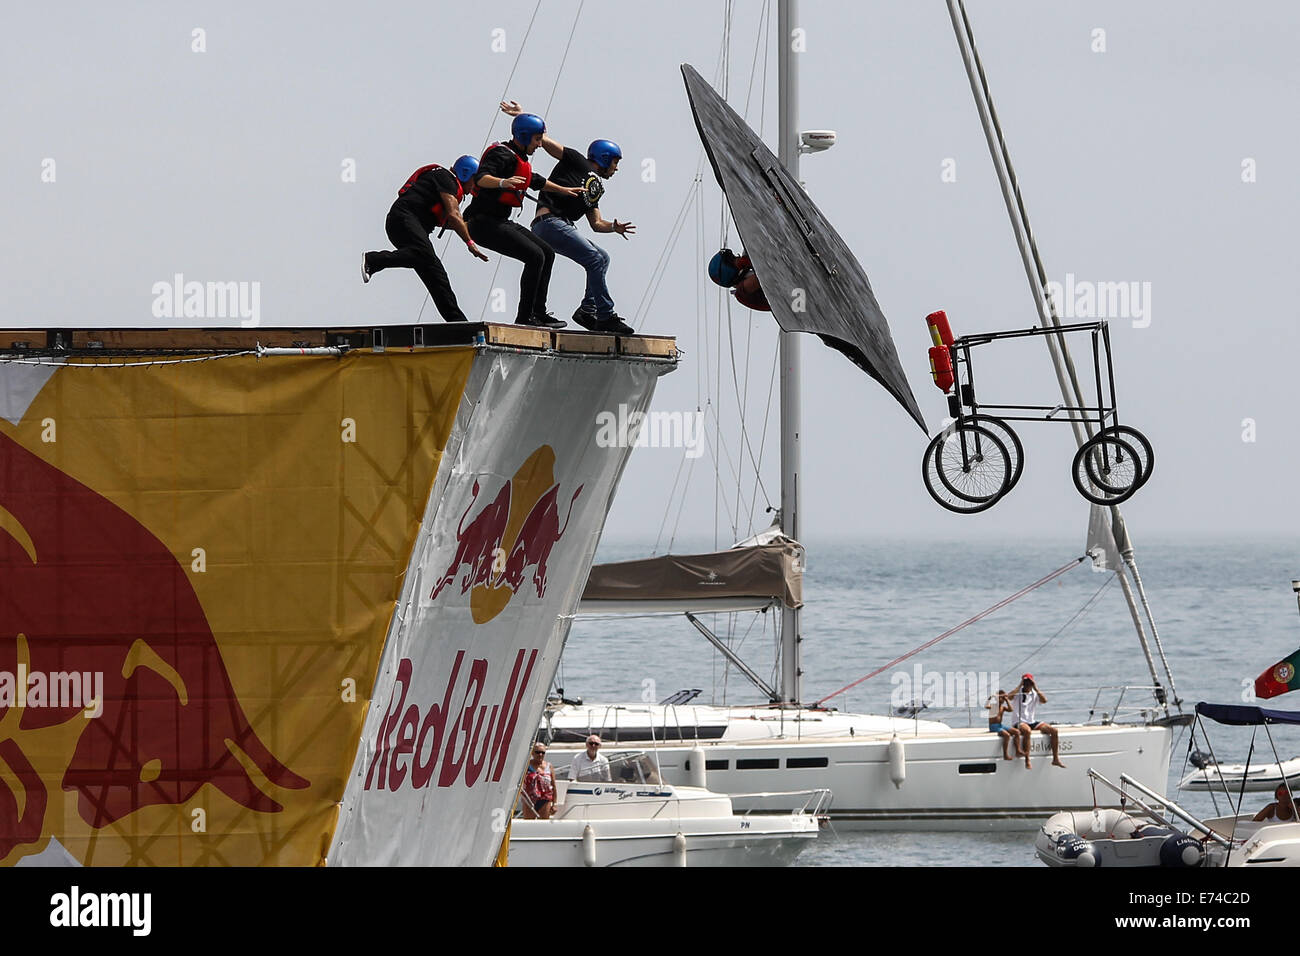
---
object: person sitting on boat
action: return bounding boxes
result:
[522,743,558,819]
[361,155,490,321]
[1253,783,1296,823]
[986,690,1021,761]
[568,734,612,782]
[707,248,771,312]
[499,101,636,334]
[1010,674,1065,769]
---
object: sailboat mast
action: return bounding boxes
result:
[945,0,1178,712]
[777,0,803,705]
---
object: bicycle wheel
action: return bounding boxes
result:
[1072,434,1143,505]
[936,422,1014,503]
[965,414,1025,493]
[1099,425,1154,489]
[922,424,1012,513]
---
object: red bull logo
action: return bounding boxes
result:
[0,433,309,862]
[429,445,583,624]
[363,648,538,792]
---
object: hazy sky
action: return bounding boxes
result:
[3,1,1297,549]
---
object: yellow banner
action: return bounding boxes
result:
[0,350,472,865]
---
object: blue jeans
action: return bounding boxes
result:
[531,215,614,315]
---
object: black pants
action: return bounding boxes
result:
[467,215,554,321]
[366,206,468,322]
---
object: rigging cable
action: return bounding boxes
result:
[420,0,545,324]
[812,556,1086,708]
[950,0,1177,711]
[1001,571,1116,679]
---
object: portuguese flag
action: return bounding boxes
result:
[1255,648,1300,699]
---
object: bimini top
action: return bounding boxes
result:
[1196,702,1300,726]
[580,537,803,615]
[681,63,925,432]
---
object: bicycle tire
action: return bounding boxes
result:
[1072,434,1143,505]
[1099,425,1154,489]
[965,414,1025,492]
[935,422,1014,503]
[923,425,1012,513]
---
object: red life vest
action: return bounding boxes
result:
[398,164,463,227]
[472,143,532,207]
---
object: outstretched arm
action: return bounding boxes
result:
[586,207,635,239]
[500,100,565,158]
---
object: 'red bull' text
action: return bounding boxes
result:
[364,647,538,793]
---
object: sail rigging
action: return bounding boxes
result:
[945,0,1179,714]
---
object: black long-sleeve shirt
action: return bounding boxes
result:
[466,143,546,221]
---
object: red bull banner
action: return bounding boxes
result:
[0,349,474,865]
[329,352,665,866]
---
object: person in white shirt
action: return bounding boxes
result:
[1010,673,1064,769]
[568,734,612,782]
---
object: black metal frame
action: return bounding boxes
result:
[944,320,1120,435]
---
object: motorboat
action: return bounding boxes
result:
[1178,754,1300,792]
[1036,703,1300,867]
[506,752,825,867]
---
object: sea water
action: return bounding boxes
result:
[559,537,1299,866]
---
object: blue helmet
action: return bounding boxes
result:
[451,154,479,185]
[511,113,546,147]
[708,248,741,288]
[587,139,622,171]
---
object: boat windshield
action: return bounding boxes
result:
[556,750,663,784]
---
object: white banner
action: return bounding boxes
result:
[329,349,666,865]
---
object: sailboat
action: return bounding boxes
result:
[540,0,1184,830]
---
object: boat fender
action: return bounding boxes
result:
[1159,833,1203,868]
[1053,833,1096,868]
[887,735,906,789]
[685,746,707,788]
[582,824,597,867]
[673,831,687,867]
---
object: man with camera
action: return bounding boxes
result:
[1010,674,1065,769]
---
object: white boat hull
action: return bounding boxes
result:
[506,777,819,867]
[1178,756,1300,792]
[508,816,817,867]
[546,716,1172,830]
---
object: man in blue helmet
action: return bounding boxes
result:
[501,101,635,335]
[361,155,488,322]
[464,111,583,329]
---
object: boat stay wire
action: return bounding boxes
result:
[812,556,1086,709]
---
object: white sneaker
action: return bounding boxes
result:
[361,253,371,284]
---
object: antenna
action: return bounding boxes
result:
[798,130,837,154]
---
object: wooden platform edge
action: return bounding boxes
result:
[0,324,677,360]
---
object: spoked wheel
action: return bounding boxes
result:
[1099,425,1154,489]
[1072,433,1145,505]
[922,422,1013,513]
[964,414,1025,493]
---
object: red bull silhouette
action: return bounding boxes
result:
[499,483,583,597]
[429,479,512,599]
[0,738,45,859]
[0,433,309,854]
